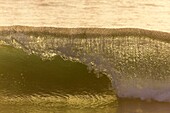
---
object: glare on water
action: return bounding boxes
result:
[0,0,170,113]
[0,0,170,32]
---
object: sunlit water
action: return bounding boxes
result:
[0,0,170,32]
[0,27,169,113]
[0,0,170,113]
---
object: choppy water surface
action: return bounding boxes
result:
[0,0,170,32]
[0,27,170,112]
[0,0,170,113]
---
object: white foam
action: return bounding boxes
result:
[115,78,170,101]
[1,31,170,102]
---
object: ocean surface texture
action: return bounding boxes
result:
[0,0,170,113]
[0,0,170,32]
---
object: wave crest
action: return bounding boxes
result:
[0,26,170,102]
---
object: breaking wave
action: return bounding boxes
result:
[0,26,170,102]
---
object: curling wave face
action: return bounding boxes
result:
[0,26,170,102]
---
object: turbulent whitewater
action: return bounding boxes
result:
[0,26,170,102]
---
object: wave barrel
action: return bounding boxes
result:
[0,26,170,101]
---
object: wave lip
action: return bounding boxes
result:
[0,26,170,102]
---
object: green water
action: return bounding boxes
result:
[0,45,111,94]
[0,45,117,112]
[0,44,170,113]
[0,27,170,112]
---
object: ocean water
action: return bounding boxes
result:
[0,0,170,113]
[0,0,170,32]
[0,27,170,113]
